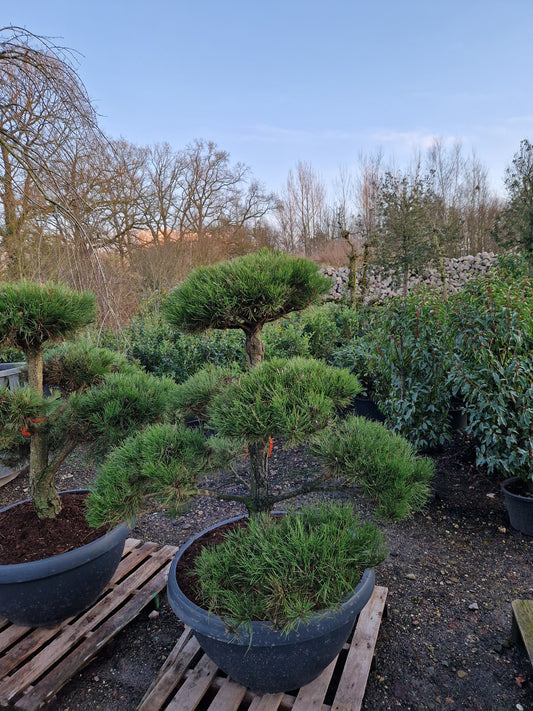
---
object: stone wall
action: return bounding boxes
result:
[321,252,498,303]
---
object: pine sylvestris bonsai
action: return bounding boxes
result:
[87,250,434,528]
[0,280,178,520]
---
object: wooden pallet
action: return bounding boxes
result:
[138,585,388,711]
[512,599,533,668]
[0,538,179,710]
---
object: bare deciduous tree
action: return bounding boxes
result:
[0,27,102,250]
[177,139,248,243]
[0,26,131,328]
[278,161,327,256]
[142,142,183,247]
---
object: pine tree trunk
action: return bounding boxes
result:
[30,439,61,519]
[244,326,265,369]
[243,325,269,512]
[27,350,61,519]
[248,441,270,514]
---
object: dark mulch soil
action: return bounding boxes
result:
[0,492,108,564]
[1,435,532,711]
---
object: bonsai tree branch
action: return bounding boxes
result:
[46,437,79,482]
[228,464,250,489]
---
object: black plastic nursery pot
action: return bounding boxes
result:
[351,395,385,422]
[448,397,467,432]
[501,477,533,537]
[0,490,129,627]
[167,515,376,693]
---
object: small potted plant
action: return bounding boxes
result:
[0,281,178,626]
[86,250,435,692]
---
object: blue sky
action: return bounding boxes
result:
[6,1,533,196]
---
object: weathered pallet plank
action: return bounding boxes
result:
[206,677,248,711]
[111,541,160,583]
[15,572,170,711]
[0,539,178,710]
[137,585,388,711]
[164,654,219,711]
[248,694,286,711]
[512,599,533,667]
[137,630,201,711]
[331,585,388,711]
[1,546,175,698]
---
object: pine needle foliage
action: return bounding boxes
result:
[64,371,179,460]
[0,385,52,456]
[311,415,434,521]
[171,364,242,423]
[209,357,361,444]
[43,339,137,395]
[161,249,331,334]
[193,503,387,632]
[0,281,96,353]
[86,423,209,528]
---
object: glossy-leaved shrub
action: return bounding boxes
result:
[448,266,533,488]
[123,303,246,381]
[348,291,454,450]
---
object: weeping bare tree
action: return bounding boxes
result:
[0,27,104,269]
[0,27,138,331]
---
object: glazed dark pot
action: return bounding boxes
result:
[0,490,129,626]
[501,477,533,537]
[167,515,376,693]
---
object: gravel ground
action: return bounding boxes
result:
[1,435,532,711]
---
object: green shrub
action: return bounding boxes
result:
[192,503,387,631]
[448,269,533,486]
[297,303,369,361]
[125,308,245,382]
[348,291,454,450]
[262,318,311,359]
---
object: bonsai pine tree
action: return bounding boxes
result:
[0,281,96,517]
[161,248,331,369]
[161,249,333,509]
[87,250,434,527]
[0,280,178,519]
